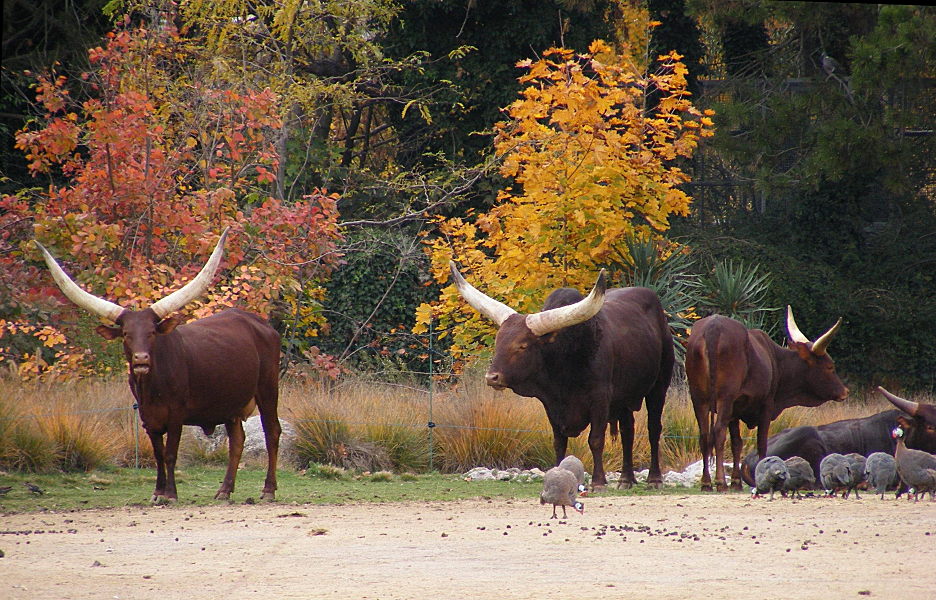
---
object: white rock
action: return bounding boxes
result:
[192,415,296,462]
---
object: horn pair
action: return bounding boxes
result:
[786,305,841,355]
[35,228,229,321]
[449,261,606,336]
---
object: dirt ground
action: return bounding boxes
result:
[1,492,934,600]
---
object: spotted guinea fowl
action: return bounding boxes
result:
[864,452,898,500]
[558,455,587,494]
[752,456,788,500]
[540,467,584,518]
[842,453,867,499]
[892,426,936,502]
[782,456,815,499]
[819,453,851,497]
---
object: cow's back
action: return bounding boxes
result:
[602,287,673,401]
[162,308,279,418]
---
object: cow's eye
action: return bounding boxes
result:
[517,342,528,350]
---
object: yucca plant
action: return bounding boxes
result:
[696,259,778,333]
[604,235,700,363]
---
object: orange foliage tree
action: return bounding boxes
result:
[0,23,342,380]
[415,40,713,361]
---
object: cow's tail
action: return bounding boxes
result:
[610,418,619,439]
[703,322,721,446]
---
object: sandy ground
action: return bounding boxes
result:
[1,492,934,600]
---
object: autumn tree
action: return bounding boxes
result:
[415,40,713,360]
[0,22,341,380]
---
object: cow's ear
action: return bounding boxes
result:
[895,415,914,429]
[790,340,813,361]
[156,316,180,335]
[96,324,123,340]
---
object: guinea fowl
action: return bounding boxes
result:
[842,453,867,499]
[558,455,587,494]
[819,453,851,497]
[782,456,815,499]
[892,426,936,502]
[864,452,898,500]
[540,467,584,518]
[752,456,788,500]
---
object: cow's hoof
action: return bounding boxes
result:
[152,495,176,505]
[701,484,714,492]
[715,483,729,493]
[590,483,608,493]
[616,480,634,490]
[730,483,743,492]
[214,490,232,500]
[645,480,663,490]
[261,492,276,501]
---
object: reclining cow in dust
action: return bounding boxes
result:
[449,262,674,490]
[36,229,281,503]
[686,307,848,491]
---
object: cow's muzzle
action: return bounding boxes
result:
[132,352,151,375]
[485,371,506,390]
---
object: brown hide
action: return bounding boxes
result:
[482,286,673,489]
[101,308,281,501]
[36,232,281,502]
[686,313,848,491]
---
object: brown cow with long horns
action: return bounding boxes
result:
[449,262,674,490]
[35,229,282,503]
[686,308,848,491]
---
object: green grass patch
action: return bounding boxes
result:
[0,466,711,514]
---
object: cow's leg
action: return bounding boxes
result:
[587,422,608,490]
[147,430,167,502]
[551,424,569,465]
[216,419,246,500]
[256,386,281,501]
[694,403,713,491]
[645,400,664,489]
[728,419,744,490]
[618,411,636,489]
[162,423,183,501]
[712,413,730,492]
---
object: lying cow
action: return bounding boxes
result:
[740,388,936,487]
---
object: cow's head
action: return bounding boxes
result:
[784,305,849,404]
[35,229,228,379]
[878,386,936,453]
[449,262,606,393]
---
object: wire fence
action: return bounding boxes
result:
[0,322,761,473]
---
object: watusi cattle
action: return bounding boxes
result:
[685,307,848,491]
[740,391,936,486]
[36,230,282,503]
[449,262,674,489]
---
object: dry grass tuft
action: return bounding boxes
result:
[0,374,931,475]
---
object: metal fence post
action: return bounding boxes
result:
[428,318,435,472]
[133,402,140,469]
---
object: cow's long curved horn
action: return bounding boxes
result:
[525,269,607,336]
[877,386,920,416]
[449,261,517,326]
[150,228,229,319]
[810,317,842,356]
[35,241,125,322]
[786,305,811,345]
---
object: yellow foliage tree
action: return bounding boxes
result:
[415,40,713,361]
